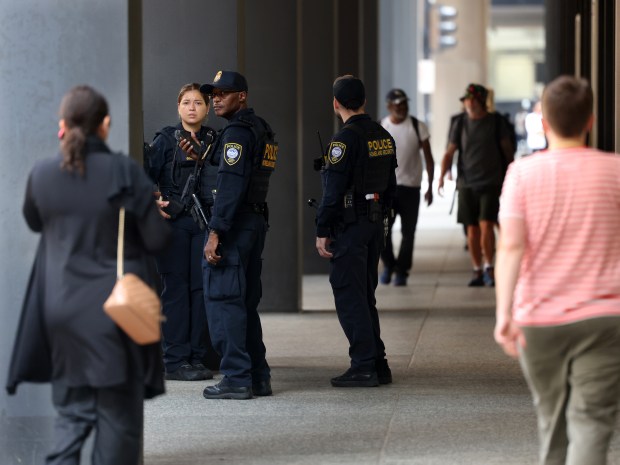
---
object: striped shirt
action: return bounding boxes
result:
[499,148,620,326]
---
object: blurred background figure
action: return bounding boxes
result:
[495,75,620,465]
[7,85,171,464]
[525,101,546,153]
[514,99,531,157]
[438,83,514,288]
[380,88,434,287]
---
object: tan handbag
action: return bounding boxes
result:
[103,207,163,345]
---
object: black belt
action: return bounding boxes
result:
[238,203,267,214]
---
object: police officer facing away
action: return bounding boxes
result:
[197,71,276,399]
[316,75,397,387]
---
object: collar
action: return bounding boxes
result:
[85,136,111,154]
[344,113,371,125]
[229,108,255,123]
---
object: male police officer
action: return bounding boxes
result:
[316,75,397,387]
[197,71,277,399]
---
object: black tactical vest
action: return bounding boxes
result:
[155,128,195,199]
[157,126,216,205]
[236,114,278,204]
[344,119,395,200]
[201,138,220,206]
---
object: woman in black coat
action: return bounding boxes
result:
[7,85,171,465]
[145,83,218,381]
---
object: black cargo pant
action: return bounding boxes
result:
[157,214,210,371]
[329,216,387,371]
[203,212,271,387]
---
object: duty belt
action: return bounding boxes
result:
[354,193,382,215]
[238,203,267,214]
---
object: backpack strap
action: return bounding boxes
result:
[410,116,421,141]
[493,112,510,175]
[453,113,466,180]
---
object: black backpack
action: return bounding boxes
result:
[451,111,514,177]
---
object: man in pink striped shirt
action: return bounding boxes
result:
[495,75,620,465]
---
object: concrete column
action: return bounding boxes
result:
[300,0,338,275]
[545,0,579,80]
[142,1,238,140]
[378,0,421,121]
[242,0,300,311]
[143,0,300,311]
[302,0,380,274]
[0,0,139,462]
[430,0,488,160]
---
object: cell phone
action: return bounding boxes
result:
[161,195,184,217]
[174,129,202,155]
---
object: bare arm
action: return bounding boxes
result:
[494,217,526,358]
[421,138,434,206]
[500,138,515,166]
[438,143,457,196]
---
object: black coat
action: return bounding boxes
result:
[6,137,171,399]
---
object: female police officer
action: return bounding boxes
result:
[145,83,217,381]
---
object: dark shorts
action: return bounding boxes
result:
[457,185,501,225]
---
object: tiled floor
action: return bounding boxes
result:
[4,184,620,464]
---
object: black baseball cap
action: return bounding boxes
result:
[460,83,488,103]
[386,88,409,105]
[200,71,248,94]
[333,76,365,109]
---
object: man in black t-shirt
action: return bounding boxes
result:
[438,84,514,287]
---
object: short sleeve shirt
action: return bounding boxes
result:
[450,113,508,189]
[381,116,429,187]
[499,148,620,326]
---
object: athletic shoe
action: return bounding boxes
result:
[380,268,392,285]
[468,270,484,287]
[483,266,495,287]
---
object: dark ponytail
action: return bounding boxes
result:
[59,85,109,176]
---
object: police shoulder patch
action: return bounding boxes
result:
[328,142,346,165]
[224,142,243,166]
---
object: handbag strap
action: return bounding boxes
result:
[116,207,125,279]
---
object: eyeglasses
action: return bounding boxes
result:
[211,90,239,100]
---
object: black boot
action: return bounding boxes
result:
[165,362,210,381]
[376,359,393,385]
[330,368,379,387]
[203,380,252,400]
[252,379,273,397]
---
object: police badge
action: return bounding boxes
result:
[224,142,242,166]
[328,142,346,164]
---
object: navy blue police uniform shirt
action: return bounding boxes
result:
[146,124,209,187]
[209,108,257,233]
[316,114,370,238]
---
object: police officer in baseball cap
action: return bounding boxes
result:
[196,71,276,400]
[200,70,248,94]
[315,75,397,387]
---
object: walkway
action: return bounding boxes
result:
[144,186,620,465]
